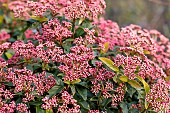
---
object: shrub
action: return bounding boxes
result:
[0,0,169,113]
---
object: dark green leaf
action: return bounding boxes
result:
[78,101,90,110]
[48,81,64,97]
[120,102,128,113]
[76,86,87,100]
[75,27,85,38]
[101,98,112,107]
[36,106,45,113]
[70,85,76,95]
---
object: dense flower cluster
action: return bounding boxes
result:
[8,0,106,20]
[33,19,72,42]
[0,0,169,113]
[146,79,170,112]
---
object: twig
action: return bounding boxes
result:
[149,0,170,6]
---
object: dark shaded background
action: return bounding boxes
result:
[105,0,170,37]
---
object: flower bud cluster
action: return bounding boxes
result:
[58,91,80,113]
[146,79,170,112]
[112,83,125,107]
[41,96,58,110]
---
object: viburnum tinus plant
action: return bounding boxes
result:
[0,0,170,113]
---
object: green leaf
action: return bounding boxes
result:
[143,50,150,54]
[113,75,118,83]
[29,101,42,106]
[76,86,87,100]
[45,109,53,113]
[48,81,64,98]
[64,38,74,42]
[90,97,98,101]
[145,100,149,109]
[75,27,85,38]
[0,15,3,24]
[81,19,93,29]
[101,98,112,107]
[48,85,64,97]
[70,85,76,95]
[5,52,13,59]
[128,80,142,89]
[136,76,150,94]
[26,64,33,71]
[78,101,90,110]
[64,80,70,85]
[120,102,128,113]
[165,76,170,82]
[36,106,45,113]
[99,57,119,72]
[30,16,48,22]
[77,82,88,88]
[119,75,128,82]
[71,79,81,84]
[64,79,81,85]
[101,42,109,54]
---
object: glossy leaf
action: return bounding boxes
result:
[70,85,76,95]
[71,79,81,84]
[76,86,87,100]
[0,15,3,24]
[45,109,53,113]
[78,101,90,110]
[101,42,109,54]
[136,76,150,94]
[120,102,128,113]
[128,80,142,89]
[36,106,45,113]
[143,50,150,54]
[64,79,81,85]
[30,16,48,22]
[99,57,119,72]
[165,76,170,82]
[119,75,128,82]
[145,100,149,109]
[5,52,13,59]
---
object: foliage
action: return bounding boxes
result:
[0,0,169,113]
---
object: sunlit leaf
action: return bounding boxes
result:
[136,76,150,94]
[99,57,119,72]
[165,76,170,82]
[101,42,109,54]
[45,109,53,113]
[64,80,70,85]
[30,16,48,22]
[143,50,150,54]
[128,80,142,89]
[0,15,3,24]
[5,52,13,59]
[145,100,149,109]
[119,75,128,82]
[71,79,81,84]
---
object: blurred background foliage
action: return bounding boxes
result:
[105,0,170,37]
